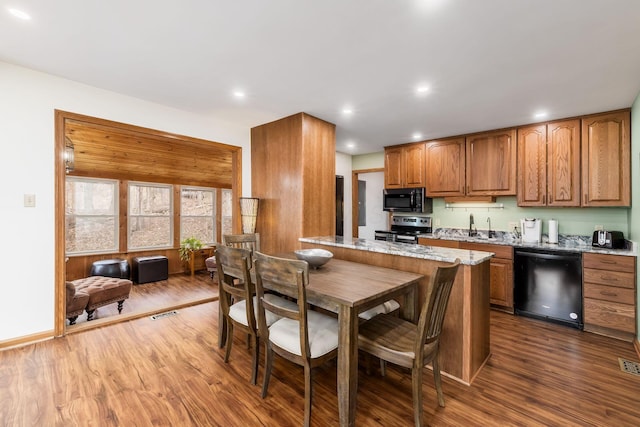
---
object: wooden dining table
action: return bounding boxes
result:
[264,255,423,427]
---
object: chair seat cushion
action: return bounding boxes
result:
[358,299,400,321]
[228,294,298,327]
[268,311,339,358]
[205,256,217,269]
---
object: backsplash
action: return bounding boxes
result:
[432,227,593,246]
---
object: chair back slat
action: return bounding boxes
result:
[254,252,312,360]
[215,246,255,328]
[415,259,460,353]
[223,233,261,253]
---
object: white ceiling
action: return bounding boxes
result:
[2,0,640,155]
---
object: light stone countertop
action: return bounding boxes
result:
[423,229,638,257]
[299,236,494,266]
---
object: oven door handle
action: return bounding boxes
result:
[515,251,579,261]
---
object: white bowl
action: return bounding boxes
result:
[294,248,333,269]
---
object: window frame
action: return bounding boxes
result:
[65,176,119,256]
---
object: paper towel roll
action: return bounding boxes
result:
[548,219,558,244]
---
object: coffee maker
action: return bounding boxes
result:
[520,218,542,243]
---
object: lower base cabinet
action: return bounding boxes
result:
[583,252,636,342]
[459,242,514,311]
[418,238,514,311]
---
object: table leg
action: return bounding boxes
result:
[402,284,418,323]
[337,305,358,427]
[190,251,196,276]
[218,300,227,348]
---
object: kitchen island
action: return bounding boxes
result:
[300,236,493,385]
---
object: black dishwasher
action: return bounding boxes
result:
[514,248,583,329]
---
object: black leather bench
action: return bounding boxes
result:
[132,256,169,284]
[90,259,130,279]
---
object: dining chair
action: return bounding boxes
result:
[223,233,261,252]
[215,246,297,385]
[358,259,461,427]
[253,252,339,427]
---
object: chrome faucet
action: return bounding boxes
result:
[469,214,477,237]
[487,217,496,238]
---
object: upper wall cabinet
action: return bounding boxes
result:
[517,119,581,207]
[424,138,466,197]
[581,110,631,207]
[384,143,426,188]
[465,129,517,196]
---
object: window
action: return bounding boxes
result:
[128,182,173,250]
[221,189,233,238]
[65,177,118,254]
[180,187,216,244]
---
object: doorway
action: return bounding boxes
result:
[55,110,242,336]
[351,168,385,238]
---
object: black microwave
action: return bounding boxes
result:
[383,188,432,213]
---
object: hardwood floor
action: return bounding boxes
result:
[68,271,218,329]
[2,304,639,426]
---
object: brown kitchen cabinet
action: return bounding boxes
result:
[581,110,631,207]
[384,143,426,189]
[517,120,581,207]
[460,242,514,311]
[465,129,517,196]
[418,238,514,311]
[424,138,466,197]
[583,252,636,342]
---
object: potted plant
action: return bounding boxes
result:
[178,236,204,264]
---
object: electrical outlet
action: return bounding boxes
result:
[594,224,604,231]
[508,222,519,231]
[434,218,441,227]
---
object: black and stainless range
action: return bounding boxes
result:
[374,215,432,244]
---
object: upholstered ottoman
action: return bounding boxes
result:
[132,256,169,284]
[72,276,133,321]
[90,258,130,279]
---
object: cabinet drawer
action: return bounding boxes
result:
[584,282,635,304]
[460,242,513,260]
[418,238,460,249]
[583,268,635,289]
[584,298,635,333]
[583,253,635,273]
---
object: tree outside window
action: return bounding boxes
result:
[180,187,216,245]
[65,177,118,254]
[128,182,173,250]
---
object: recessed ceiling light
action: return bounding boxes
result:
[412,132,422,140]
[342,108,353,115]
[8,7,31,20]
[233,90,245,98]
[534,111,548,119]
[346,142,356,149]
[416,85,430,94]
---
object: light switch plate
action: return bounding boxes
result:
[24,194,36,207]
[434,218,441,227]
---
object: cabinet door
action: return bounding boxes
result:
[384,146,403,188]
[403,143,426,188]
[581,110,631,206]
[489,258,514,309]
[517,124,547,206]
[425,138,465,197]
[466,129,517,195]
[547,119,580,206]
